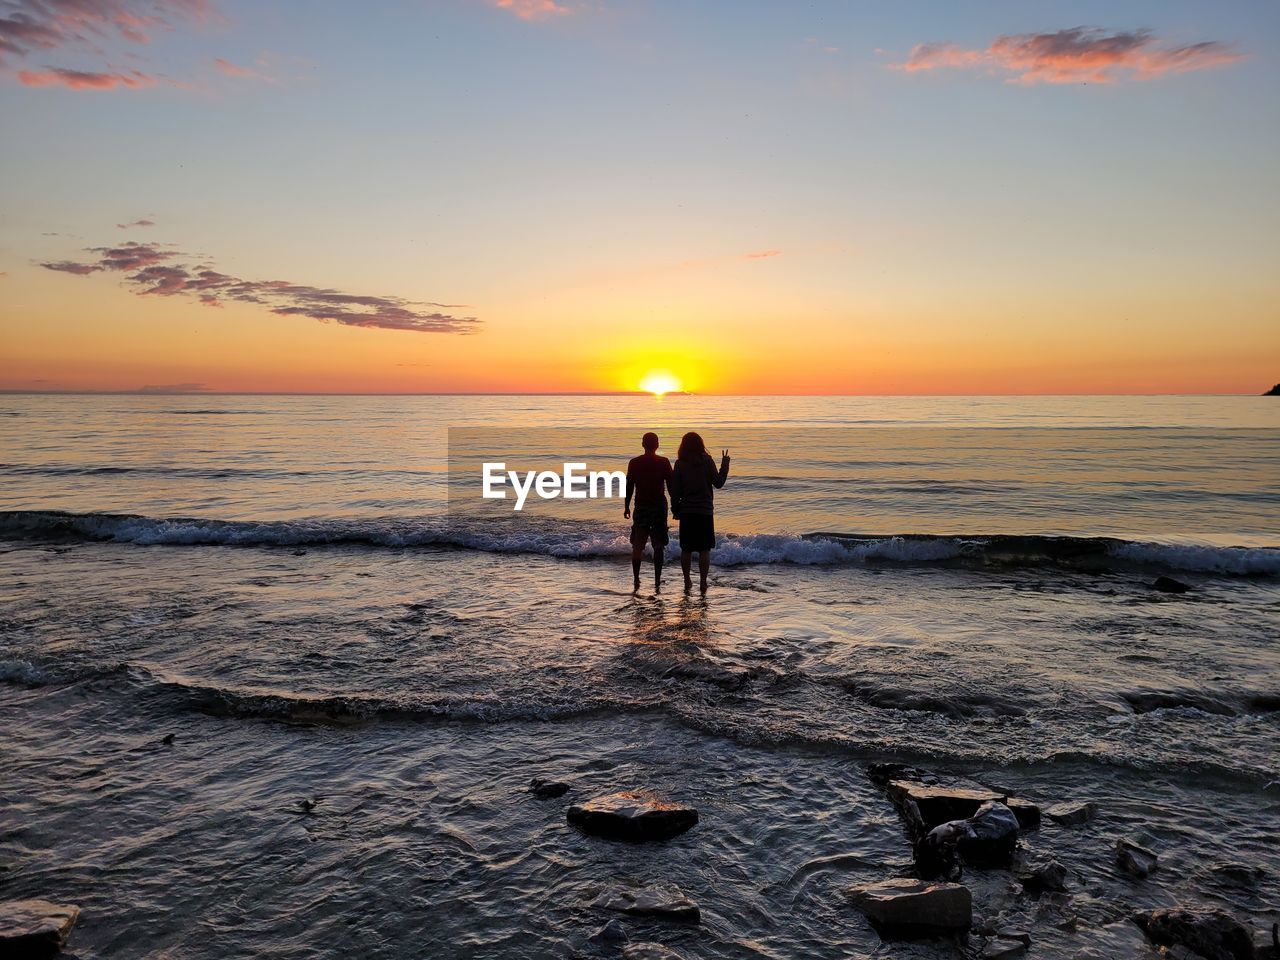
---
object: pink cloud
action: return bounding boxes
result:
[898,27,1244,85]
[1,1,212,63]
[743,249,782,260]
[19,66,155,89]
[117,218,155,229]
[213,56,252,77]
[495,0,568,21]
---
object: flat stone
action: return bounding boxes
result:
[1116,838,1158,878]
[887,780,1039,831]
[623,945,684,960]
[567,791,698,841]
[981,939,1027,959]
[0,899,80,959]
[847,878,972,933]
[591,883,700,922]
[1045,801,1097,826]
[529,778,570,799]
[1133,906,1255,960]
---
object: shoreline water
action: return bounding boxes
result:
[2,395,1277,957]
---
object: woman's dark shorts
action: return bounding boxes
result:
[678,513,715,552]
[630,506,669,548]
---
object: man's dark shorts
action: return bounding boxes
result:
[630,505,669,548]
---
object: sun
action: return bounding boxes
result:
[639,371,682,396]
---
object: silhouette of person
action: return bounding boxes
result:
[670,431,729,593]
[623,431,674,592]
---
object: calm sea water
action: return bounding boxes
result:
[1,394,1277,959]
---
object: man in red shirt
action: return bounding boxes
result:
[623,431,674,592]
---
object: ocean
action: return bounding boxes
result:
[1,394,1277,958]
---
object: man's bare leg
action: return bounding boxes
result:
[631,543,644,591]
[653,549,664,592]
[699,551,711,593]
[681,550,693,591]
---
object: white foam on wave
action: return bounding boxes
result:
[1,510,1277,574]
[1109,540,1280,576]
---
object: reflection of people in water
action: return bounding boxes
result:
[623,431,674,592]
[670,431,730,593]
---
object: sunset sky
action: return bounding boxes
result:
[2,0,1277,394]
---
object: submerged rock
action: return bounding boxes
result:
[981,937,1028,959]
[846,878,972,933]
[589,919,629,944]
[1152,576,1192,594]
[591,883,700,922]
[1133,906,1255,960]
[0,899,80,959]
[529,778,570,799]
[567,791,698,841]
[1018,857,1069,893]
[1116,838,1158,878]
[1044,800,1096,826]
[622,945,684,960]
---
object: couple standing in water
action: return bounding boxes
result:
[623,431,730,593]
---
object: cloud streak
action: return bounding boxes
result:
[19,65,154,88]
[1,0,211,62]
[898,27,1243,85]
[494,0,568,22]
[41,240,479,334]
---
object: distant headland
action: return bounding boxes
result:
[1265,383,1280,396]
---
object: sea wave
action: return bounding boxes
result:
[1,509,1276,574]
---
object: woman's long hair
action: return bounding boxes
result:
[677,431,707,462]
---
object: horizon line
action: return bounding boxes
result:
[0,390,1271,398]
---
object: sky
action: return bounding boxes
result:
[1,0,1277,395]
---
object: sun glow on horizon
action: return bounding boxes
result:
[639,371,682,396]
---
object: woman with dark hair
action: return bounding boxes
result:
[670,431,730,593]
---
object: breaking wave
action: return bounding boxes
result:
[1,509,1276,575]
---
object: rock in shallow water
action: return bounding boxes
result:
[1133,906,1255,960]
[846,878,972,933]
[567,791,698,841]
[920,800,1020,875]
[622,945,684,960]
[529,777,570,799]
[1018,857,1069,893]
[1153,575,1192,593]
[591,883,700,922]
[0,899,80,959]
[589,919,629,944]
[1116,838,1158,878]
[886,780,1040,831]
[1044,800,1097,826]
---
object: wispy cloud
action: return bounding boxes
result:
[41,238,479,334]
[117,218,155,229]
[0,0,212,62]
[494,0,568,22]
[0,1,273,91]
[18,66,154,88]
[897,27,1243,85]
[742,249,782,260]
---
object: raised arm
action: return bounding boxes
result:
[712,449,730,489]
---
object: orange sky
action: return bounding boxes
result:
[2,1,1277,394]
